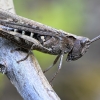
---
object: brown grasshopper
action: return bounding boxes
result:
[0,9,100,82]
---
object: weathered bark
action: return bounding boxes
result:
[0,0,60,100]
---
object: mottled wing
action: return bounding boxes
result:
[0,8,66,38]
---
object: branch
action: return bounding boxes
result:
[0,0,60,100]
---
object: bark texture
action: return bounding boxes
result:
[0,0,60,100]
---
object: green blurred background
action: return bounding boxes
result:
[0,0,100,100]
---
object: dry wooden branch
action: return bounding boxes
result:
[0,0,60,100]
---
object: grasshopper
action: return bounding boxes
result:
[0,9,100,82]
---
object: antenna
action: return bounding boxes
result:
[88,35,100,44]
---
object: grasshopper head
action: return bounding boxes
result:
[66,36,90,61]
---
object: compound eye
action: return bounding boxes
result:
[80,38,90,46]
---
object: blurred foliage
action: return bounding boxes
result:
[14,0,84,34]
[0,0,100,100]
[0,75,5,96]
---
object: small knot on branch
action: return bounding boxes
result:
[0,64,7,74]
